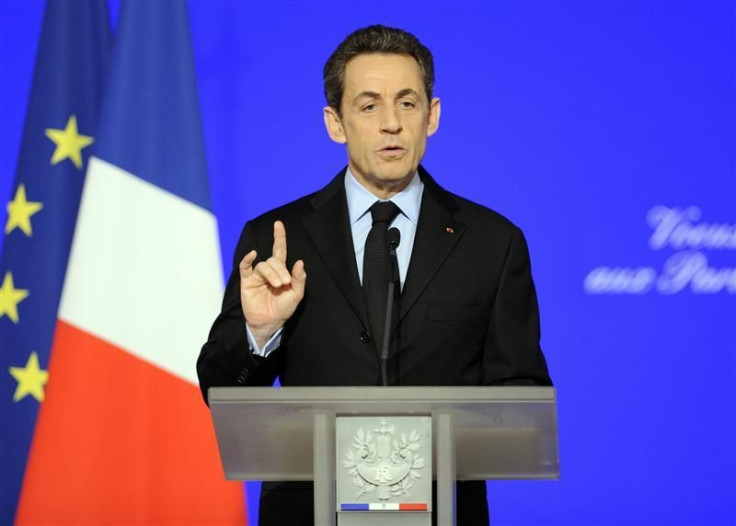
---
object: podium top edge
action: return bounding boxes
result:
[208,386,556,404]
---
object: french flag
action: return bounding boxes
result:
[14,1,246,523]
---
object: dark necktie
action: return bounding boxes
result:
[362,201,401,354]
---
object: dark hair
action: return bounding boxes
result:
[323,25,435,115]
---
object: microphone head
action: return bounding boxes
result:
[387,227,401,250]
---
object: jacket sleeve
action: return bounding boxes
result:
[483,225,552,386]
[196,221,282,405]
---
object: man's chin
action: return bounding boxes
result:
[376,172,415,190]
[351,164,417,196]
[375,165,416,184]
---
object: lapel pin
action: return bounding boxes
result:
[445,227,454,234]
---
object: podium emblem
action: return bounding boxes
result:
[340,418,427,501]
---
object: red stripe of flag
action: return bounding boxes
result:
[399,503,428,511]
[16,320,245,524]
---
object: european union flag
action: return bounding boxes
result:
[0,1,110,522]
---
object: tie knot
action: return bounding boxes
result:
[370,201,400,225]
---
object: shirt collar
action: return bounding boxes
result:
[345,167,424,225]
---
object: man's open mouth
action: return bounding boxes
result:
[379,145,405,153]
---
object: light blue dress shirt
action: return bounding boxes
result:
[248,168,424,356]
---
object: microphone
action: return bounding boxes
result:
[387,227,401,257]
[381,228,401,386]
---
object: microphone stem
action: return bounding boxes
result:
[380,247,399,387]
[380,281,394,386]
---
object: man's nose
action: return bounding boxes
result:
[380,107,402,134]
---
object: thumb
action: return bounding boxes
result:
[291,260,307,296]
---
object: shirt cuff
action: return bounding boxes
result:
[246,323,283,357]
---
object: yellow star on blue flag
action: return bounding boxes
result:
[45,115,94,170]
[5,184,43,237]
[9,352,49,403]
[0,271,29,324]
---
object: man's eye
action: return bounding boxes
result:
[400,101,415,109]
[362,104,376,112]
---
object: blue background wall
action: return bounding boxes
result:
[1,1,734,524]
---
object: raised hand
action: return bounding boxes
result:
[239,221,306,348]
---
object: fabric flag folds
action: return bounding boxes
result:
[13,1,246,523]
[0,1,110,522]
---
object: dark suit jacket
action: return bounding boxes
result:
[197,166,551,525]
[197,166,551,399]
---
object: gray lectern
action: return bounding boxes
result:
[209,386,558,526]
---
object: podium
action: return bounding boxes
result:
[209,386,558,525]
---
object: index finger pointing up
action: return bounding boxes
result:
[272,220,287,264]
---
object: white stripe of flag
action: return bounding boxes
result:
[59,156,223,385]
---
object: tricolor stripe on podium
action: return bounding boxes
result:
[341,503,429,511]
[14,1,246,523]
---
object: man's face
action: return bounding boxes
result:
[324,53,440,198]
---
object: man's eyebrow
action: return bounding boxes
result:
[352,89,420,105]
[396,88,419,99]
[353,91,381,102]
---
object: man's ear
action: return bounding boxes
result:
[323,106,347,144]
[426,97,441,138]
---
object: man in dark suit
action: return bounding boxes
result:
[197,25,551,525]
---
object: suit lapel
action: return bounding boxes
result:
[300,167,464,327]
[302,171,369,327]
[399,169,465,321]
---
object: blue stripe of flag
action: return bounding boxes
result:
[92,0,211,211]
[341,503,370,511]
